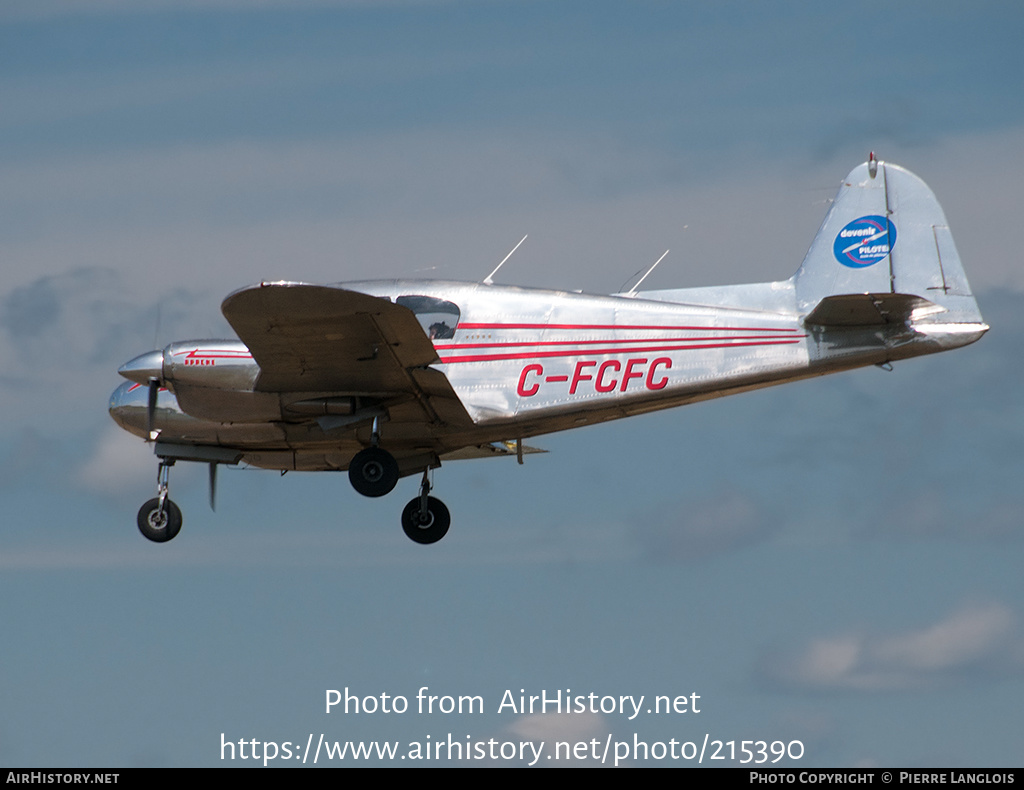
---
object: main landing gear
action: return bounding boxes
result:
[347,444,451,545]
[348,446,400,497]
[137,460,182,542]
[400,470,450,545]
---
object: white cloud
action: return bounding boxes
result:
[769,602,1022,691]
[0,268,215,434]
[507,710,606,743]
[76,426,157,496]
[504,711,610,767]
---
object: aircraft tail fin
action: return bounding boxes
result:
[794,158,985,332]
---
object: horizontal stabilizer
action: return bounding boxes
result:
[804,293,943,328]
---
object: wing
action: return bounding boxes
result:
[221,282,473,426]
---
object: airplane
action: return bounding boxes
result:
[110,155,987,545]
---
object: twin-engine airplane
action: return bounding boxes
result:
[111,157,987,544]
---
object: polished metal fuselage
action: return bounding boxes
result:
[109,275,984,473]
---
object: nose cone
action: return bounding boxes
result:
[118,349,164,384]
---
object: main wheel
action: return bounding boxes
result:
[137,498,183,543]
[401,496,451,544]
[348,447,400,497]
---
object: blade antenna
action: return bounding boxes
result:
[626,249,670,296]
[483,234,527,285]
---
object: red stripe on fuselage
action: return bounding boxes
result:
[434,333,800,352]
[439,338,803,364]
[456,322,798,332]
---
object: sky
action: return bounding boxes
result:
[2,0,1023,768]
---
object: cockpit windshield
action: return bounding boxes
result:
[396,295,461,340]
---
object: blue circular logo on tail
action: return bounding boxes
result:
[833,215,897,268]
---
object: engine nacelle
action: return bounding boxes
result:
[162,340,259,391]
[118,340,366,424]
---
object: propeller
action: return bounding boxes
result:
[147,377,160,439]
[208,463,218,512]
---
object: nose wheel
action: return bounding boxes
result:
[137,460,182,542]
[401,470,450,544]
[138,497,182,542]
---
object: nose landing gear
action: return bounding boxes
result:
[137,460,182,542]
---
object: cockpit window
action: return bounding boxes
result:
[396,295,461,340]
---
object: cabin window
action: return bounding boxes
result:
[396,295,461,340]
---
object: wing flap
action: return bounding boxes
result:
[408,367,474,426]
[440,441,547,461]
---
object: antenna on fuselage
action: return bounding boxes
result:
[483,234,528,285]
[625,249,670,296]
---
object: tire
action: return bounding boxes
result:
[401,496,451,544]
[137,498,183,542]
[348,447,400,497]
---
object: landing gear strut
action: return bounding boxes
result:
[348,416,400,497]
[401,469,450,544]
[137,459,182,542]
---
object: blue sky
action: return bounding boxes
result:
[1,0,1023,767]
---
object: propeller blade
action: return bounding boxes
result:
[147,377,160,438]
[209,462,217,512]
